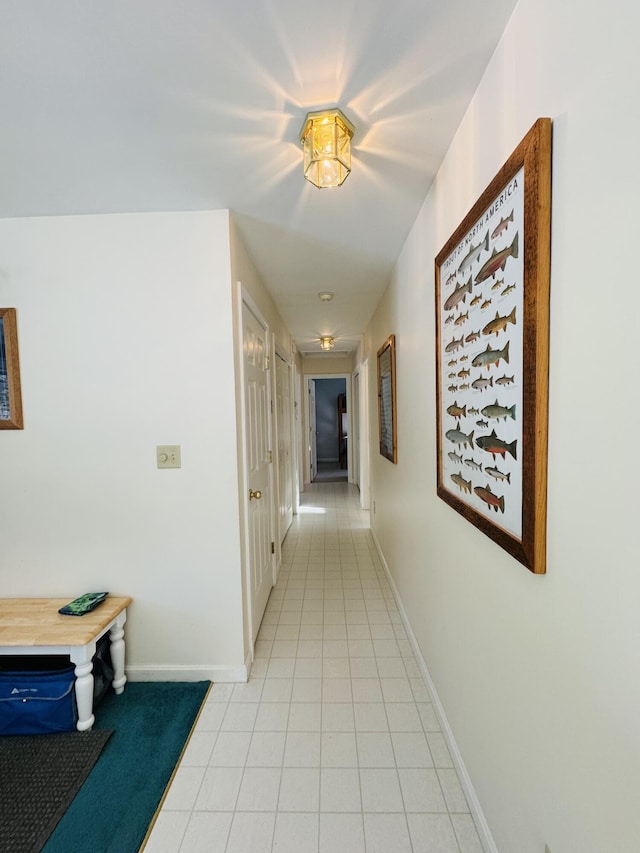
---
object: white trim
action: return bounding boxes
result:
[304,372,352,485]
[234,281,254,662]
[355,357,370,509]
[370,529,498,853]
[273,338,294,573]
[235,281,275,659]
[126,664,249,683]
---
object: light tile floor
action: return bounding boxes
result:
[144,484,484,853]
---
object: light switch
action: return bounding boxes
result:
[156,445,181,469]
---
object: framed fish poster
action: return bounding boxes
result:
[434,119,551,574]
[0,308,23,430]
[377,334,397,463]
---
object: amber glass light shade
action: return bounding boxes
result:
[320,336,335,351]
[300,109,355,189]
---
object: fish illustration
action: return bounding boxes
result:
[491,278,505,291]
[443,277,473,312]
[476,419,489,428]
[501,283,516,297]
[445,272,458,287]
[481,400,517,421]
[451,472,472,494]
[459,383,470,390]
[454,311,469,326]
[468,407,480,415]
[445,426,475,449]
[445,335,464,353]
[475,429,517,460]
[464,457,483,471]
[465,330,480,343]
[448,372,457,379]
[459,355,469,362]
[471,376,494,390]
[486,466,511,484]
[457,368,471,379]
[471,341,510,371]
[448,451,464,465]
[496,374,515,386]
[445,314,455,325]
[491,210,514,239]
[474,232,519,283]
[447,402,466,418]
[457,231,489,275]
[470,294,482,307]
[481,299,492,310]
[482,307,517,337]
[448,384,458,392]
[474,483,505,513]
[448,359,458,367]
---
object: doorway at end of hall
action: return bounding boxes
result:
[311,377,347,483]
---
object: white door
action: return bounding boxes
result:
[358,359,371,510]
[275,352,293,542]
[308,378,317,482]
[352,372,360,488]
[242,301,273,642]
[294,363,303,506]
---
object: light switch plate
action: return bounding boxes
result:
[156,445,181,469]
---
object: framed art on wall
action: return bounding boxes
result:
[434,119,551,574]
[377,334,397,463]
[0,308,24,430]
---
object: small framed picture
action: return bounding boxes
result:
[377,335,397,463]
[0,308,24,430]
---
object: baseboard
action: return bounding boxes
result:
[126,663,249,683]
[370,528,498,853]
[245,646,254,679]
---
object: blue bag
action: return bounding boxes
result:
[0,665,77,735]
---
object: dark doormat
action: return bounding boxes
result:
[0,729,112,853]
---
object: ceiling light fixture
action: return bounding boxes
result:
[300,109,355,189]
[319,336,335,352]
[318,291,335,302]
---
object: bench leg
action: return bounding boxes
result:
[72,658,95,731]
[110,618,127,694]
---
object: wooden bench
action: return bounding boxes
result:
[0,596,132,731]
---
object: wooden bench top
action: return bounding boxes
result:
[0,597,132,647]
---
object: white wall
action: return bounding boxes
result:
[0,210,247,679]
[365,1,640,851]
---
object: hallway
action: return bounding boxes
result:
[144,484,483,853]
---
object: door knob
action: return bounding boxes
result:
[249,489,263,501]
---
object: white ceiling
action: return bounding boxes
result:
[0,0,518,355]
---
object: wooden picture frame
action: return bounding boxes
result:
[434,119,551,574]
[0,308,24,430]
[377,334,397,463]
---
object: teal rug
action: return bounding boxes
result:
[43,681,210,853]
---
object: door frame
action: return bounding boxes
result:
[235,282,275,662]
[355,357,371,509]
[303,373,353,485]
[351,369,360,488]
[272,336,295,573]
[294,359,303,508]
